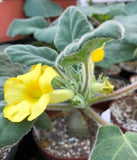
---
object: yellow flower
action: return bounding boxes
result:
[3,64,74,122]
[91,45,104,62]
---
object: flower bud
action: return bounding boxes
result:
[91,45,104,62]
[91,81,114,95]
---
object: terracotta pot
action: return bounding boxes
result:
[32,139,89,160]
[109,94,137,133]
[0,0,26,43]
[50,0,77,10]
[32,109,102,160]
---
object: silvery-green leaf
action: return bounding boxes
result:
[0,76,9,101]
[24,0,63,18]
[90,125,137,160]
[0,44,11,52]
[97,40,136,68]
[124,0,137,15]
[5,45,58,66]
[0,52,24,77]
[8,17,48,37]
[79,3,125,17]
[34,112,52,131]
[56,20,124,67]
[0,101,34,148]
[34,25,57,43]
[54,6,92,51]
[114,14,137,45]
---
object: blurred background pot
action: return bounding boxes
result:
[120,60,137,80]
[130,74,137,84]
[50,0,77,10]
[110,94,137,133]
[0,0,26,43]
[95,65,121,77]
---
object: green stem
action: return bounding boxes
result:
[84,106,109,126]
[88,82,137,105]
[88,16,101,26]
[47,103,73,110]
[82,61,91,94]
[53,66,70,81]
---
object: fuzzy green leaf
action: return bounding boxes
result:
[8,17,48,37]
[0,77,9,101]
[124,0,137,15]
[79,3,125,17]
[114,14,137,46]
[5,45,58,66]
[54,6,92,51]
[90,125,137,160]
[56,20,124,67]
[23,0,63,18]
[0,101,34,148]
[66,110,89,138]
[0,52,24,77]
[34,112,52,131]
[34,25,57,43]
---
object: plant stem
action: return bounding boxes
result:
[84,106,109,126]
[88,82,137,105]
[82,61,91,94]
[88,16,101,26]
[53,66,70,81]
[47,103,73,110]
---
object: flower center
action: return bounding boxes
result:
[27,85,42,100]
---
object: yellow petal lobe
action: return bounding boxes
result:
[3,100,33,122]
[39,66,57,93]
[28,94,50,121]
[4,78,27,105]
[17,63,41,88]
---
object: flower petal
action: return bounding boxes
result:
[28,94,50,121]
[91,46,104,62]
[50,89,74,103]
[17,63,41,89]
[4,78,27,105]
[3,100,33,122]
[39,66,57,93]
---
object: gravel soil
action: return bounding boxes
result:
[110,94,137,132]
[33,112,98,159]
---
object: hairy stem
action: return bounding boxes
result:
[82,60,91,94]
[84,106,109,126]
[88,82,137,105]
[47,103,73,110]
[53,66,70,81]
[88,16,101,26]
